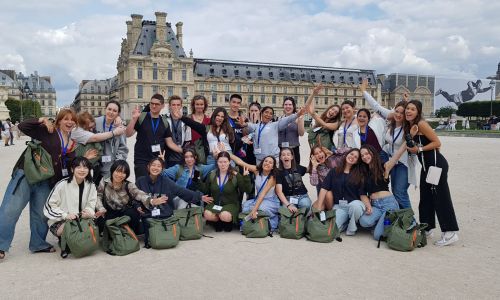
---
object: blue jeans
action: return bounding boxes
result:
[391,163,411,209]
[359,195,399,240]
[288,194,312,215]
[242,196,280,230]
[0,169,53,252]
[333,200,365,233]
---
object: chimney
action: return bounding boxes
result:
[176,21,183,48]
[130,14,143,50]
[126,20,132,50]
[155,12,167,43]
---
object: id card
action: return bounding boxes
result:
[152,208,160,217]
[339,200,348,207]
[101,155,112,163]
[313,127,322,133]
[62,169,69,177]
[151,144,161,152]
[289,196,299,205]
[213,205,223,211]
[254,148,262,154]
[281,142,290,148]
[319,211,326,221]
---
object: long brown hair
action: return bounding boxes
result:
[389,101,407,135]
[190,95,208,113]
[335,148,364,186]
[360,144,384,184]
[403,100,423,135]
[320,104,341,124]
[307,145,327,173]
[210,107,235,143]
[215,151,236,181]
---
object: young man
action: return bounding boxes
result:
[126,94,183,178]
[227,94,247,157]
[164,95,192,168]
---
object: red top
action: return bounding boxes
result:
[190,115,211,142]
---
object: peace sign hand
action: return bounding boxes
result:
[360,78,369,93]
[132,105,141,120]
[312,84,324,96]
[158,149,165,161]
[243,166,250,176]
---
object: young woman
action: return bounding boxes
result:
[190,95,211,143]
[95,160,163,235]
[353,108,384,152]
[200,152,252,232]
[230,153,280,231]
[308,86,342,151]
[204,107,235,164]
[333,100,359,149]
[94,100,129,184]
[275,148,312,215]
[308,145,336,193]
[136,157,212,247]
[405,100,459,246]
[278,97,305,163]
[243,105,307,164]
[44,157,97,258]
[361,79,415,208]
[161,147,217,192]
[313,148,369,236]
[358,145,400,240]
[241,102,262,166]
[0,109,96,259]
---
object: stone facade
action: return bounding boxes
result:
[71,77,118,115]
[0,85,10,120]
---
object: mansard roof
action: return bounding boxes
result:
[133,21,186,58]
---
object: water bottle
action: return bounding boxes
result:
[383,216,391,228]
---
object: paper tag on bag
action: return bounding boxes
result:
[319,211,326,222]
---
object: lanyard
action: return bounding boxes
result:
[392,127,403,154]
[343,118,353,146]
[257,123,267,147]
[149,113,160,137]
[228,117,236,128]
[255,175,269,199]
[359,125,368,144]
[57,129,71,169]
[103,118,113,132]
[187,167,195,187]
[218,173,229,193]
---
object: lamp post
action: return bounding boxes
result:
[490,79,495,117]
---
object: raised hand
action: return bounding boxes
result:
[243,166,250,176]
[360,78,369,93]
[312,84,324,96]
[84,148,99,160]
[132,105,141,120]
[297,106,307,117]
[113,125,126,136]
[237,115,247,127]
[158,149,165,161]
[114,116,123,126]
[171,108,182,120]
[310,155,319,168]
[217,142,227,152]
[403,92,409,102]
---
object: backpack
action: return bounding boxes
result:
[306,208,341,243]
[101,215,140,256]
[279,206,307,240]
[138,112,170,130]
[147,215,180,249]
[75,142,103,167]
[174,204,204,240]
[23,140,55,184]
[381,208,428,251]
[239,211,272,238]
[61,218,99,258]
[307,127,334,150]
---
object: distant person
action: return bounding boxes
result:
[2,119,11,146]
[6,119,14,145]
[435,80,492,106]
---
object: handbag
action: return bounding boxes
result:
[23,140,55,184]
[419,136,442,186]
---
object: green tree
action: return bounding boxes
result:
[5,98,21,122]
[435,106,457,118]
[4,99,43,122]
[457,101,500,118]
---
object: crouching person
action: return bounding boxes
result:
[135,157,213,248]
[44,157,97,258]
[313,148,369,236]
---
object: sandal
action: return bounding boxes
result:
[34,246,56,254]
[0,250,5,259]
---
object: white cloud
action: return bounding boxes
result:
[0,53,26,73]
[36,23,79,46]
[441,35,470,60]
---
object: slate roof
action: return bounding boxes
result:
[133,21,186,58]
[17,73,55,93]
[0,71,16,88]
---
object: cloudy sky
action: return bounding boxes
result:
[1,0,499,106]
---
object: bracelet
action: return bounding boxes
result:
[286,203,291,208]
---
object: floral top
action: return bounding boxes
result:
[96,177,151,211]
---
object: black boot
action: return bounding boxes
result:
[223,221,233,232]
[214,221,223,232]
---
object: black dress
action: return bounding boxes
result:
[414,134,459,231]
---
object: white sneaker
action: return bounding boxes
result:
[345,230,356,236]
[425,229,434,238]
[434,231,459,246]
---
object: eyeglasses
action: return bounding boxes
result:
[150,102,162,107]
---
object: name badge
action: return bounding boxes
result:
[213,205,223,212]
[254,148,262,154]
[151,208,160,217]
[151,144,161,152]
[339,200,348,207]
[62,169,69,177]
[101,155,112,163]
[319,211,326,222]
[281,142,290,148]
[289,196,299,205]
[313,127,322,132]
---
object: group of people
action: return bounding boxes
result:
[0,79,460,260]
[1,118,18,146]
